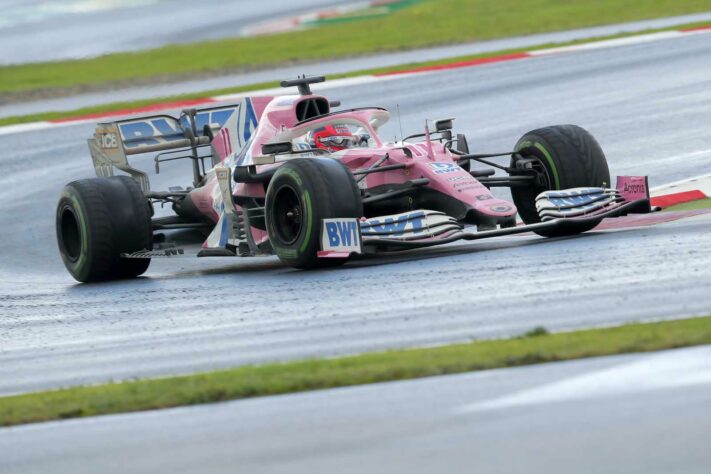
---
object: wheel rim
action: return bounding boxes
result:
[531,155,553,191]
[516,149,554,193]
[59,206,82,262]
[271,184,304,245]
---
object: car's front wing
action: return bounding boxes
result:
[318,198,652,256]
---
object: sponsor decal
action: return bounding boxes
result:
[616,176,649,202]
[361,211,426,236]
[454,181,483,189]
[321,218,362,253]
[447,175,471,182]
[475,194,493,201]
[622,183,646,193]
[542,194,611,208]
[99,132,118,149]
[117,104,255,150]
[489,204,513,213]
[429,162,461,175]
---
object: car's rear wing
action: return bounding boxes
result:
[88,97,272,192]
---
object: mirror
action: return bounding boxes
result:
[435,118,454,132]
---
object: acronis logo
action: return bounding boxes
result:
[361,211,426,236]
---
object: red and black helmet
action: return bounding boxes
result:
[311,124,354,152]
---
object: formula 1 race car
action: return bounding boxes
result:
[56,76,652,282]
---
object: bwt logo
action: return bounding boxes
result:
[429,162,461,174]
[325,221,359,247]
[117,100,258,150]
[362,211,426,236]
[550,195,602,207]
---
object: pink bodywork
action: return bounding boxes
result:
[194,93,518,247]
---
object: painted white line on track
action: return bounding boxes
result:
[529,30,685,56]
[0,118,100,136]
[0,121,53,136]
[458,345,711,413]
[652,172,711,191]
[654,149,711,162]
[652,172,711,197]
[649,150,711,197]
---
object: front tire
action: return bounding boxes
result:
[265,158,362,269]
[511,125,610,237]
[56,176,152,282]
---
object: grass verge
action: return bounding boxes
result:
[1,316,709,427]
[2,19,711,129]
[1,0,710,98]
[665,197,711,211]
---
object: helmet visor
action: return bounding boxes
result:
[319,135,355,148]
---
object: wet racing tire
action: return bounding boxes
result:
[510,124,611,237]
[265,158,362,269]
[56,176,153,282]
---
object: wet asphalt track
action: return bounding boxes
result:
[2,346,710,474]
[1,33,711,395]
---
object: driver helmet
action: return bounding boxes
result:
[310,124,354,152]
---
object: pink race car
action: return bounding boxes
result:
[56,76,651,282]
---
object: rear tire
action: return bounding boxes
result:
[511,125,610,237]
[56,176,152,282]
[265,158,362,269]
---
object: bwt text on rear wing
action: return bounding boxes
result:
[87,102,252,192]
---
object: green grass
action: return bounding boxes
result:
[1,316,710,427]
[664,197,711,211]
[1,0,710,97]
[2,19,711,129]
